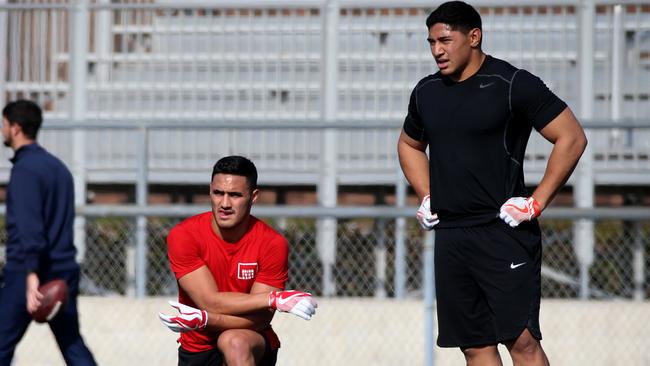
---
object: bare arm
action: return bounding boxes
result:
[532,107,588,210]
[397,130,430,200]
[178,265,270,316]
[204,282,278,332]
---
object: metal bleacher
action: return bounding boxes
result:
[0,0,649,187]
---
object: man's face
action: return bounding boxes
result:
[2,117,13,148]
[427,23,476,80]
[210,173,258,231]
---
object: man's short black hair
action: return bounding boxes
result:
[2,100,43,140]
[211,155,258,190]
[426,1,482,34]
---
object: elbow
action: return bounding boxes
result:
[565,128,588,157]
[577,131,588,155]
[556,130,587,161]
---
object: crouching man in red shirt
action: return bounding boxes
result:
[159,155,317,366]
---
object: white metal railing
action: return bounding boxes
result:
[1,0,649,186]
[0,120,648,186]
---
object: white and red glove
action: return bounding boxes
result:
[499,196,541,228]
[269,290,318,321]
[158,301,208,333]
[416,195,439,230]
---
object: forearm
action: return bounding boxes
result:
[178,268,274,316]
[206,309,274,332]
[158,290,316,333]
[398,135,430,200]
[202,291,271,316]
[533,135,587,210]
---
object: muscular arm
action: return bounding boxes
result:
[532,107,588,210]
[179,266,271,316]
[397,130,430,200]
[204,282,277,332]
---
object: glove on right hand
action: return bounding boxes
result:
[158,301,208,333]
[416,195,439,230]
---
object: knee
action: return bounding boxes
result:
[461,345,499,364]
[509,332,543,362]
[462,347,481,361]
[217,330,254,360]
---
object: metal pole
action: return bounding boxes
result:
[135,127,148,298]
[633,222,645,301]
[375,218,387,298]
[317,0,339,297]
[395,170,407,299]
[610,5,623,145]
[423,230,435,366]
[0,0,8,108]
[96,0,111,84]
[574,0,596,300]
[70,0,89,265]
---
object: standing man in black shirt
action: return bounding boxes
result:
[398,2,587,365]
[0,100,96,365]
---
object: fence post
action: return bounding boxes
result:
[375,217,387,298]
[395,170,407,299]
[317,0,339,297]
[633,222,645,301]
[423,230,435,366]
[574,0,596,300]
[70,0,89,266]
[135,127,149,298]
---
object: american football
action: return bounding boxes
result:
[32,279,68,323]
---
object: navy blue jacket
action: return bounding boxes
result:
[5,143,78,273]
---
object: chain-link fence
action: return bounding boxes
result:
[71,215,650,300]
[3,211,649,365]
[77,215,427,299]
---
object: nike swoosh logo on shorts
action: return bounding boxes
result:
[510,262,526,269]
[479,82,495,88]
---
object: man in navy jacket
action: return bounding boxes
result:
[0,100,96,365]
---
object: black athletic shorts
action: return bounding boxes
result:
[434,219,542,348]
[178,331,278,366]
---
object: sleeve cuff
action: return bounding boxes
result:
[24,257,39,273]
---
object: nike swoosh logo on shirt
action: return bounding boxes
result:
[510,262,526,269]
[479,82,495,88]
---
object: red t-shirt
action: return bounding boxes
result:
[167,212,289,352]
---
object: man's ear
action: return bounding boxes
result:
[468,28,482,48]
[9,122,22,137]
[251,188,259,204]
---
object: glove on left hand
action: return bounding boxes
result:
[269,290,318,321]
[499,196,541,228]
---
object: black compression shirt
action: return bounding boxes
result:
[403,55,567,228]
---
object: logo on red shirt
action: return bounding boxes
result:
[237,262,258,280]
